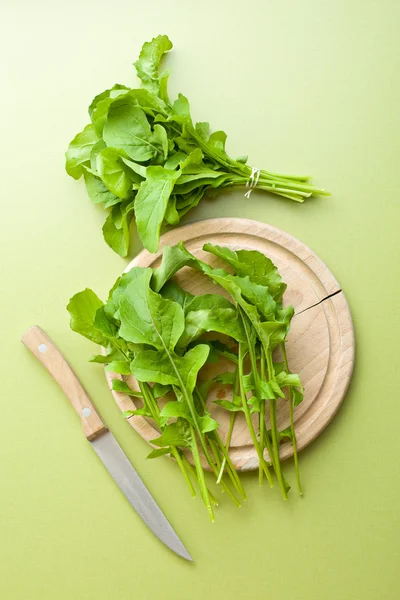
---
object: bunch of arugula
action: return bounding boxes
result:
[65,35,328,257]
[67,243,304,519]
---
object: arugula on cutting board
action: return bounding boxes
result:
[65,35,328,256]
[67,243,304,520]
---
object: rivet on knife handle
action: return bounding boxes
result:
[22,325,108,441]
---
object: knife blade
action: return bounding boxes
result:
[22,325,192,562]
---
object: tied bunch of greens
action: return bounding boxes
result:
[67,243,304,520]
[65,35,328,257]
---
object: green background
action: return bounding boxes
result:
[1,1,399,598]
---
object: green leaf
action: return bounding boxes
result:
[278,427,293,442]
[111,379,143,397]
[198,413,219,433]
[118,268,158,345]
[119,270,184,351]
[232,275,276,320]
[159,280,194,311]
[160,401,193,424]
[195,122,210,140]
[93,306,117,339]
[172,94,191,118]
[208,340,238,364]
[146,447,171,459]
[178,307,245,349]
[152,383,172,398]
[97,147,132,199]
[65,124,98,180]
[208,131,227,153]
[248,396,261,414]
[120,157,147,180]
[105,360,131,375]
[135,166,180,253]
[84,171,120,207]
[89,139,107,173]
[123,407,153,418]
[131,344,209,394]
[105,266,147,320]
[89,84,130,118]
[164,196,180,225]
[184,293,233,314]
[152,242,200,292]
[164,151,188,170]
[102,202,134,257]
[103,103,160,163]
[134,35,173,94]
[214,399,243,413]
[293,388,304,407]
[131,349,179,386]
[203,244,286,300]
[213,371,235,385]
[89,349,125,363]
[276,371,304,391]
[152,124,169,159]
[67,289,108,345]
[150,420,191,448]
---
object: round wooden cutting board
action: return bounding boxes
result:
[105,218,355,471]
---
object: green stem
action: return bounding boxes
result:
[266,351,288,500]
[172,448,196,497]
[216,412,235,484]
[281,343,303,495]
[238,341,274,487]
[189,424,214,522]
[259,348,276,476]
[182,453,218,505]
[259,347,266,486]
[194,386,245,500]
[140,382,197,498]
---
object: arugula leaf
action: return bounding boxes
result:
[89,84,130,118]
[199,413,219,433]
[203,244,286,300]
[96,147,132,199]
[105,360,131,375]
[131,344,209,394]
[152,242,202,292]
[102,201,134,257]
[134,34,173,95]
[178,307,245,349]
[67,289,108,345]
[152,383,172,398]
[65,124,98,180]
[84,171,120,207]
[213,371,235,385]
[160,401,194,425]
[103,103,161,163]
[111,379,143,397]
[146,447,171,459]
[158,280,194,311]
[134,166,180,252]
[151,420,191,448]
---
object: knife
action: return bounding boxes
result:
[22,325,192,562]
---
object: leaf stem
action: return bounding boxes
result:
[281,342,303,495]
[265,350,288,500]
[189,423,214,521]
[238,341,274,487]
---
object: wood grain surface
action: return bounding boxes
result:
[22,326,108,441]
[105,218,355,470]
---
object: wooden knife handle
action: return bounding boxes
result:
[22,326,108,441]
